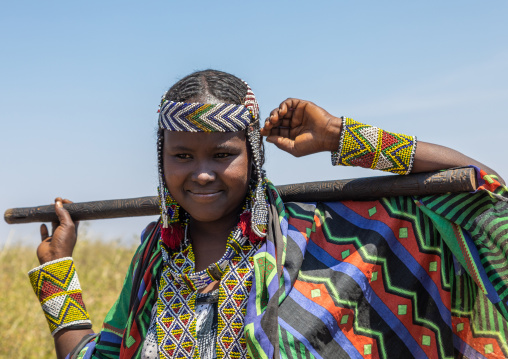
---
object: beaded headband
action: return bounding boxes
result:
[157,81,268,247]
[159,102,253,132]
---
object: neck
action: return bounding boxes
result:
[188,213,239,246]
[188,211,241,272]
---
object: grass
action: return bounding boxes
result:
[0,230,138,358]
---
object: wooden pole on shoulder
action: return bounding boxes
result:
[4,167,477,224]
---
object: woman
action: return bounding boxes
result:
[29,70,508,358]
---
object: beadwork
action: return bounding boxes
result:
[157,80,268,241]
[156,225,259,358]
[159,101,252,132]
[28,257,91,336]
[332,117,417,175]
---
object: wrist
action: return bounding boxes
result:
[38,252,74,266]
[331,117,417,175]
[322,116,343,152]
[28,257,92,336]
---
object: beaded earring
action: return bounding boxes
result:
[157,129,184,250]
[157,80,269,246]
[238,183,265,244]
[244,83,269,238]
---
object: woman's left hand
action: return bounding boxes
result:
[260,98,342,157]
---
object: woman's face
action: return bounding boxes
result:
[163,130,251,223]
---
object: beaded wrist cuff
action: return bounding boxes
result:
[331,117,417,175]
[28,257,91,336]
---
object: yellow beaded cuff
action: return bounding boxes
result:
[331,117,417,175]
[28,257,91,336]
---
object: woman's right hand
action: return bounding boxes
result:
[37,197,79,265]
[260,98,342,157]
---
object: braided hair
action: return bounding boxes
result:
[157,70,265,185]
[164,69,247,105]
[157,70,270,247]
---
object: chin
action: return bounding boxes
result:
[184,205,242,224]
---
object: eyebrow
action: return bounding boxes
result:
[168,143,240,152]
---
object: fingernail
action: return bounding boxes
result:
[56,200,63,208]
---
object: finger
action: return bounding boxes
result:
[264,98,302,133]
[62,198,79,231]
[40,224,49,242]
[51,221,58,235]
[291,101,308,126]
[262,116,275,131]
[262,114,284,137]
[281,98,303,117]
[260,126,269,137]
[279,127,290,139]
[281,119,292,129]
[265,110,281,128]
[54,197,74,230]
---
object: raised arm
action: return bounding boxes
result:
[32,198,94,359]
[260,98,505,184]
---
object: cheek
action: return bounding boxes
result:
[225,155,251,188]
[162,159,184,190]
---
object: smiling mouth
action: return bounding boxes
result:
[187,190,223,197]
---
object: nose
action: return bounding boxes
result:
[191,161,216,185]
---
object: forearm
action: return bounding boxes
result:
[329,117,504,183]
[28,257,95,359]
[412,141,505,184]
[55,329,95,359]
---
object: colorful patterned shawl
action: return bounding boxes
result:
[71,169,508,359]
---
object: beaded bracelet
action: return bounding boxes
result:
[28,257,92,336]
[331,117,417,175]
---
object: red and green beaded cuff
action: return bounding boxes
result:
[28,257,91,336]
[331,117,417,175]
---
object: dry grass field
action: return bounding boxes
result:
[0,231,138,358]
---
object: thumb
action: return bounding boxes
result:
[54,198,73,228]
[267,136,296,155]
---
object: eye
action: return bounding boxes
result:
[175,153,192,160]
[215,153,232,159]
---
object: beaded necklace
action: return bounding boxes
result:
[156,216,261,358]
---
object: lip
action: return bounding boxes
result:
[186,190,223,201]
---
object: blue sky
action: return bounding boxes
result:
[1,1,507,245]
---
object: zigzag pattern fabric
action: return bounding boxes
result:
[332,117,417,174]
[69,169,508,359]
[28,257,91,336]
[245,171,508,358]
[66,223,163,358]
[158,101,253,132]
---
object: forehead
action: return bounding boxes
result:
[163,130,247,149]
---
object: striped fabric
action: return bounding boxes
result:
[70,169,508,359]
[245,170,508,358]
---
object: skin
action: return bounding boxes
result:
[163,130,251,273]
[261,98,505,183]
[38,198,93,359]
[37,97,504,358]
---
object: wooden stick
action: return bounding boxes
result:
[4,167,477,224]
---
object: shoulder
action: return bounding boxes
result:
[284,197,417,221]
[140,220,159,244]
